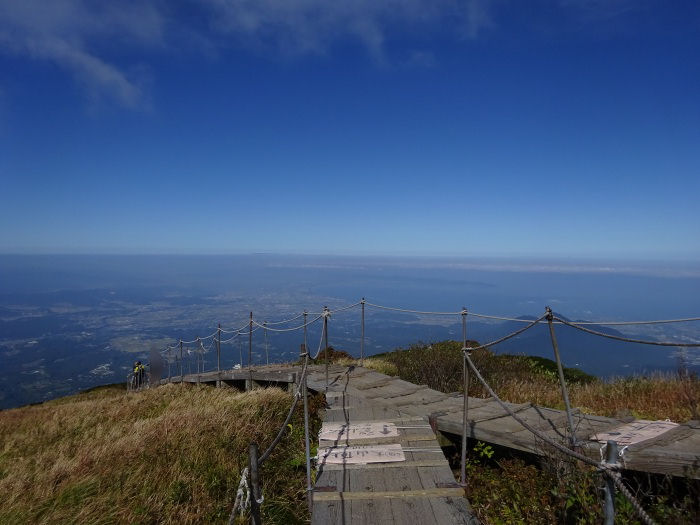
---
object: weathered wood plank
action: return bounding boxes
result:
[314,487,465,501]
[322,459,450,471]
[311,366,476,524]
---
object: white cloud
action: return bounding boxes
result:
[0,0,674,110]
[0,0,498,106]
[23,36,142,107]
[200,0,495,60]
[0,0,165,108]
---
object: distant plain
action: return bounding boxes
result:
[1,254,698,409]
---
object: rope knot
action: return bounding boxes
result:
[461,308,468,316]
[545,306,553,321]
[600,460,621,472]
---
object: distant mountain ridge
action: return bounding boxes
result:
[474,312,685,378]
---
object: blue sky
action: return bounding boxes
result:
[1,0,699,259]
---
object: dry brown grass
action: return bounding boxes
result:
[498,373,700,422]
[0,383,319,524]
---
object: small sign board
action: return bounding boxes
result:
[319,444,406,464]
[593,420,678,446]
[319,422,399,441]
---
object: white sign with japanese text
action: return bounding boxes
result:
[593,420,678,446]
[318,444,406,464]
[319,422,399,441]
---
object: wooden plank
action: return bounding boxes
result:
[310,365,478,523]
[363,384,426,399]
[250,370,297,383]
[313,487,465,501]
[322,459,450,471]
[414,466,479,524]
[311,469,351,525]
[304,364,700,480]
[389,390,447,407]
[390,493,436,524]
[319,434,437,446]
[344,368,376,378]
[353,377,397,390]
[349,462,392,523]
[385,466,437,523]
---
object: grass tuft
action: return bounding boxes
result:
[0,383,322,524]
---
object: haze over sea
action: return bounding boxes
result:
[1,254,698,409]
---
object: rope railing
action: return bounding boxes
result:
[327,301,363,314]
[251,314,324,333]
[554,316,700,347]
[464,351,656,525]
[142,298,698,524]
[463,313,549,351]
[364,301,462,315]
[263,312,306,325]
[226,318,325,523]
[150,299,700,363]
[257,318,325,467]
[456,305,664,525]
[219,322,250,334]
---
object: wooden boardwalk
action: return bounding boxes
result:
[305,366,478,524]
[161,363,700,481]
[309,365,700,480]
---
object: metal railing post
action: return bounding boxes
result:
[301,343,312,510]
[179,339,183,383]
[546,306,577,447]
[196,336,201,374]
[460,307,469,486]
[217,323,221,387]
[324,306,329,391]
[603,440,619,525]
[264,321,269,365]
[303,311,308,358]
[249,442,262,525]
[360,298,365,366]
[249,312,253,390]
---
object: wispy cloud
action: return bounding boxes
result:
[0,0,497,106]
[202,0,495,61]
[0,0,663,108]
[0,0,165,108]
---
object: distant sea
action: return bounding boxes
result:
[1,254,698,409]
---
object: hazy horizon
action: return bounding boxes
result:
[1,253,698,409]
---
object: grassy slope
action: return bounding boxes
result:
[2,344,698,525]
[0,383,321,524]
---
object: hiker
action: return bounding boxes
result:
[133,361,145,388]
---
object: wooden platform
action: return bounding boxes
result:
[306,368,478,524]
[309,365,700,480]
[162,364,700,479]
